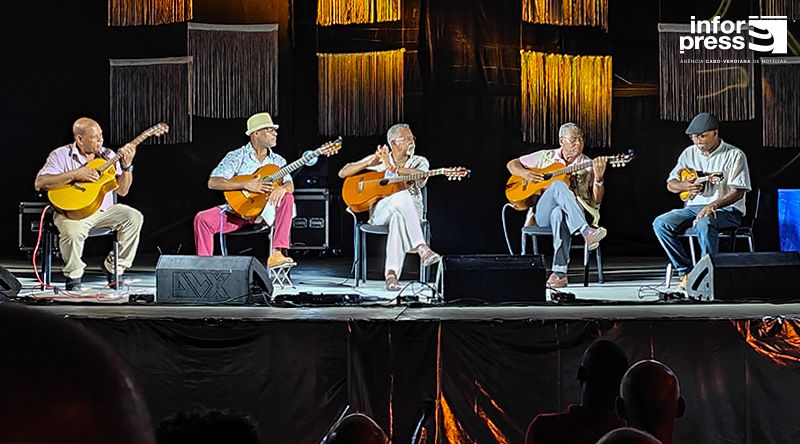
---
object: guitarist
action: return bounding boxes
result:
[506,123,608,288]
[34,117,143,291]
[338,124,441,291]
[193,112,296,268]
[653,112,751,290]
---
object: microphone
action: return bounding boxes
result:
[411,400,435,444]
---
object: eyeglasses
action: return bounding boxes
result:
[564,136,583,144]
[393,136,416,143]
[688,131,713,141]
[265,128,278,135]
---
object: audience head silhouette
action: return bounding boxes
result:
[525,339,628,444]
[617,360,685,444]
[156,408,261,444]
[327,413,389,444]
[578,339,630,411]
[596,427,661,444]
[0,304,154,443]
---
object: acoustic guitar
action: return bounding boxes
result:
[224,137,342,218]
[47,123,169,220]
[678,168,724,201]
[505,151,635,224]
[342,167,470,213]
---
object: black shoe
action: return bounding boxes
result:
[65,278,81,292]
[103,267,119,290]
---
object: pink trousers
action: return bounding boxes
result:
[194,194,294,256]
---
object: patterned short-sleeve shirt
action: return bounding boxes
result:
[211,142,292,182]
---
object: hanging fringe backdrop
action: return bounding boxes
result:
[318,49,404,137]
[522,0,608,30]
[520,50,612,147]
[108,0,192,26]
[188,23,279,119]
[762,57,800,148]
[658,24,755,122]
[109,57,192,145]
[317,0,400,26]
[761,0,799,20]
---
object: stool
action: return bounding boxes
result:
[270,263,296,289]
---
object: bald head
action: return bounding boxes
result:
[72,117,104,155]
[596,427,661,444]
[73,117,100,137]
[328,413,388,444]
[617,360,684,442]
[0,304,154,443]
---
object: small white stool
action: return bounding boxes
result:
[269,263,296,289]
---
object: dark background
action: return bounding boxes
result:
[2,0,799,259]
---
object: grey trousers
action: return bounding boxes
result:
[534,181,589,274]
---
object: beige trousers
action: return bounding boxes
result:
[53,204,144,279]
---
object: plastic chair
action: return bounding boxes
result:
[348,188,431,286]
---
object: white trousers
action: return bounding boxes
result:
[53,204,144,279]
[370,190,426,278]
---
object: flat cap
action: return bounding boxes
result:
[685,112,719,135]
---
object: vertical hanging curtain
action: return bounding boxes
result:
[522,0,608,30]
[318,49,405,137]
[188,23,279,119]
[658,24,755,122]
[762,57,800,148]
[520,50,612,147]
[109,57,192,144]
[317,0,401,26]
[761,0,799,20]
[108,0,192,26]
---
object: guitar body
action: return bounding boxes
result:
[48,159,119,220]
[678,168,700,201]
[342,171,407,213]
[505,163,572,210]
[224,164,283,219]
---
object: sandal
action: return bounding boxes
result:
[418,245,442,267]
[385,272,401,291]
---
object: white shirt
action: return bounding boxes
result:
[667,140,751,215]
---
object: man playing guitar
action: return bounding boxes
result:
[506,122,608,288]
[338,124,441,291]
[193,112,296,268]
[653,112,751,290]
[34,117,144,291]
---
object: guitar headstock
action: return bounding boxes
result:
[320,136,343,157]
[609,149,635,168]
[443,167,470,181]
[141,122,170,138]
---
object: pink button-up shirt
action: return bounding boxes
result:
[38,144,122,212]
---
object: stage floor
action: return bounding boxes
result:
[5,254,800,320]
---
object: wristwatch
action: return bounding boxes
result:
[121,164,134,173]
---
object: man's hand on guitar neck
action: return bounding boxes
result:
[117,143,137,169]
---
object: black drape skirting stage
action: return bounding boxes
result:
[49,307,800,444]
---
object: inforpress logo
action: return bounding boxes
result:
[679,16,788,54]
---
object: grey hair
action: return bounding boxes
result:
[387,123,414,155]
[558,122,583,139]
[387,123,410,144]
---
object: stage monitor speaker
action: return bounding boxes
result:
[0,266,22,300]
[156,255,273,305]
[441,254,546,303]
[686,252,800,302]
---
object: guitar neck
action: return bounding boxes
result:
[262,148,322,182]
[385,168,446,183]
[95,131,153,173]
[548,159,597,176]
